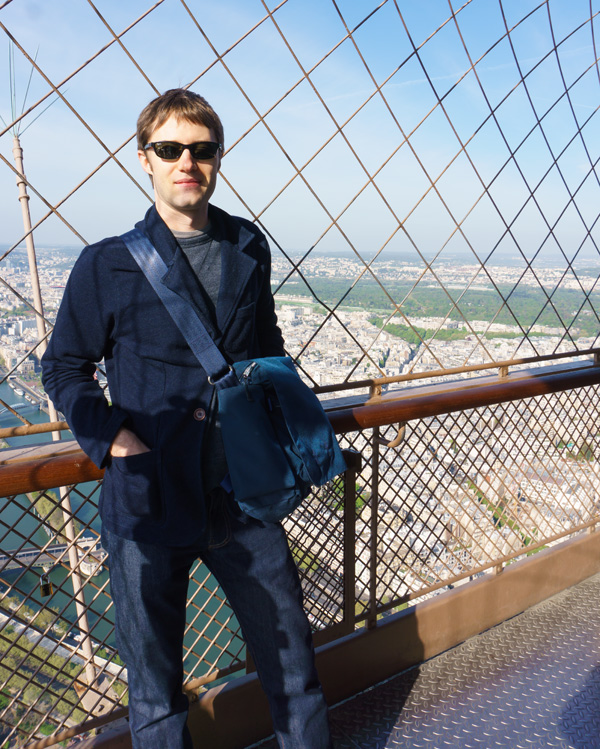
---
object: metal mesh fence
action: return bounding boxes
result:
[0,0,599,405]
[0,480,124,744]
[367,384,600,613]
[2,382,600,745]
[1,0,600,746]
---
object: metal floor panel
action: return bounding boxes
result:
[253,573,600,748]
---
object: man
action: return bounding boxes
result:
[41,88,331,748]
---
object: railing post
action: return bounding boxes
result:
[13,134,98,692]
[367,427,380,629]
[60,498,98,688]
[342,450,361,634]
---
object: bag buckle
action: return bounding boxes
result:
[207,365,234,386]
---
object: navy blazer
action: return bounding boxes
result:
[41,204,285,545]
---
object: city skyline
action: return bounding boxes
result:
[0,246,596,395]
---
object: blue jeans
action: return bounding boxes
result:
[102,491,331,748]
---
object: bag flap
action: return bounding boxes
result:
[252,357,346,486]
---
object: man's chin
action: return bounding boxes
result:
[170,199,207,214]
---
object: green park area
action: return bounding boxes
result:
[278,278,600,338]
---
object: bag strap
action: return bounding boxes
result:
[121,228,237,389]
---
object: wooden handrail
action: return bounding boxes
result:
[327,359,600,432]
[1,360,599,498]
[0,447,102,496]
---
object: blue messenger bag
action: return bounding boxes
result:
[122,228,346,522]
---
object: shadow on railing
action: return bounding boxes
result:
[1,354,600,747]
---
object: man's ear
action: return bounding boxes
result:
[138,149,153,176]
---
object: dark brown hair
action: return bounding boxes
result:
[136,88,224,150]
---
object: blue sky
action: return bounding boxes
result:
[1,0,600,272]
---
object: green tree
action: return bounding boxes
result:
[29,491,82,541]
[576,440,595,462]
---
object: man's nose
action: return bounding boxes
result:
[178,147,197,169]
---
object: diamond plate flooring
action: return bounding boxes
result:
[253,572,600,748]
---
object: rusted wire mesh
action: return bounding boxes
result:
[0,0,599,409]
[2,381,600,746]
[1,0,600,745]
[0,481,124,744]
[363,383,600,615]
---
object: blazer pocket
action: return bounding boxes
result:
[108,449,163,521]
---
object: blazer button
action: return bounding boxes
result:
[193,408,206,421]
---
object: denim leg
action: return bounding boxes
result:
[103,528,194,749]
[201,503,332,749]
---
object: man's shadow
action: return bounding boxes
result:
[560,665,600,749]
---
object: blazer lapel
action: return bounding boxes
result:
[140,204,259,342]
[142,206,218,338]
[215,232,257,338]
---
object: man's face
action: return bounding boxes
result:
[137,115,221,229]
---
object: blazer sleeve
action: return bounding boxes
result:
[253,231,286,358]
[41,244,128,469]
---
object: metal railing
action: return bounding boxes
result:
[1,354,599,747]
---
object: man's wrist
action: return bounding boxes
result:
[109,426,150,457]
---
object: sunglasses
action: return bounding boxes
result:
[143,141,222,161]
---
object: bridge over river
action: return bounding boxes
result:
[0,537,106,576]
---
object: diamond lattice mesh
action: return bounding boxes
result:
[1,1,600,746]
[366,385,600,613]
[1,0,599,396]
